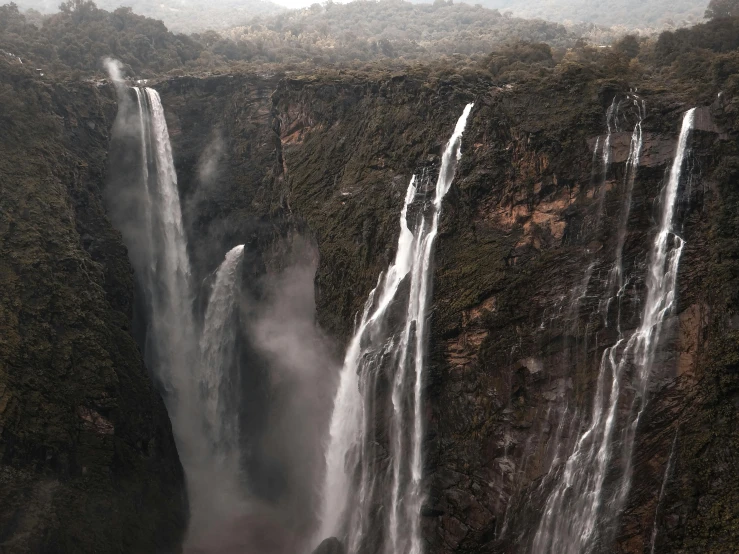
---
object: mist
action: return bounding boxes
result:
[104,56,339,554]
[246,237,339,550]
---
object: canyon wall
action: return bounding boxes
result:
[2,53,739,553]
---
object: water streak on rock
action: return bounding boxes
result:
[532,108,695,553]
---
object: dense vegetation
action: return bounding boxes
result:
[705,0,739,19]
[1,0,737,98]
[0,1,203,74]
[220,1,592,64]
[0,0,589,75]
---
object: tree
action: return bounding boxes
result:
[613,34,640,59]
[0,3,25,32]
[705,0,739,19]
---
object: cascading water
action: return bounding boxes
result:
[110,81,249,542]
[319,103,474,554]
[200,244,245,457]
[132,87,198,413]
[601,94,645,326]
[192,244,248,526]
[532,108,695,553]
[593,98,616,229]
[649,430,678,554]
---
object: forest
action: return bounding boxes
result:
[1,0,737,87]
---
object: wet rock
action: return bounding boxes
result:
[312,537,346,554]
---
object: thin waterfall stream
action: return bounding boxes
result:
[319,103,474,554]
[532,108,696,553]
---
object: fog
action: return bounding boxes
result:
[248,238,339,547]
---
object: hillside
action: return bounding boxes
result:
[0,0,588,75]
[221,1,592,63]
[13,0,285,32]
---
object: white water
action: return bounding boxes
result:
[200,244,245,455]
[593,98,616,228]
[187,244,248,536]
[319,103,474,554]
[532,108,695,553]
[117,86,249,541]
[139,88,197,406]
[602,95,645,327]
[650,430,678,554]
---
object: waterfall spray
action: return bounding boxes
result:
[200,244,245,456]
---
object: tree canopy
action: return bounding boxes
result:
[705,0,739,19]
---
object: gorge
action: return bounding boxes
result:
[2,6,739,554]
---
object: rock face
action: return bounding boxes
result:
[0,62,187,551]
[312,537,346,554]
[157,69,739,553]
[2,57,739,554]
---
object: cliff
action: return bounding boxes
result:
[0,61,187,552]
[154,63,738,552]
[2,42,739,554]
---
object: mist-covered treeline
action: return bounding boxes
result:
[0,1,203,73]
[220,1,590,64]
[1,0,738,90]
[12,0,285,32]
[455,0,704,30]
[0,0,586,74]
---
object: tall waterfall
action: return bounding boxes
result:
[133,87,197,411]
[532,108,695,553]
[111,83,248,542]
[319,103,474,554]
[601,94,645,326]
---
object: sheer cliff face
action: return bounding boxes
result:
[0,63,187,552]
[2,57,738,554]
[159,71,739,553]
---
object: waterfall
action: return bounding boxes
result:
[198,245,246,488]
[200,244,245,456]
[532,108,695,553]
[650,430,679,554]
[110,83,249,542]
[135,87,197,406]
[318,103,474,554]
[601,95,645,327]
[593,98,617,229]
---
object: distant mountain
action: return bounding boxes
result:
[414,0,706,30]
[13,0,285,32]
